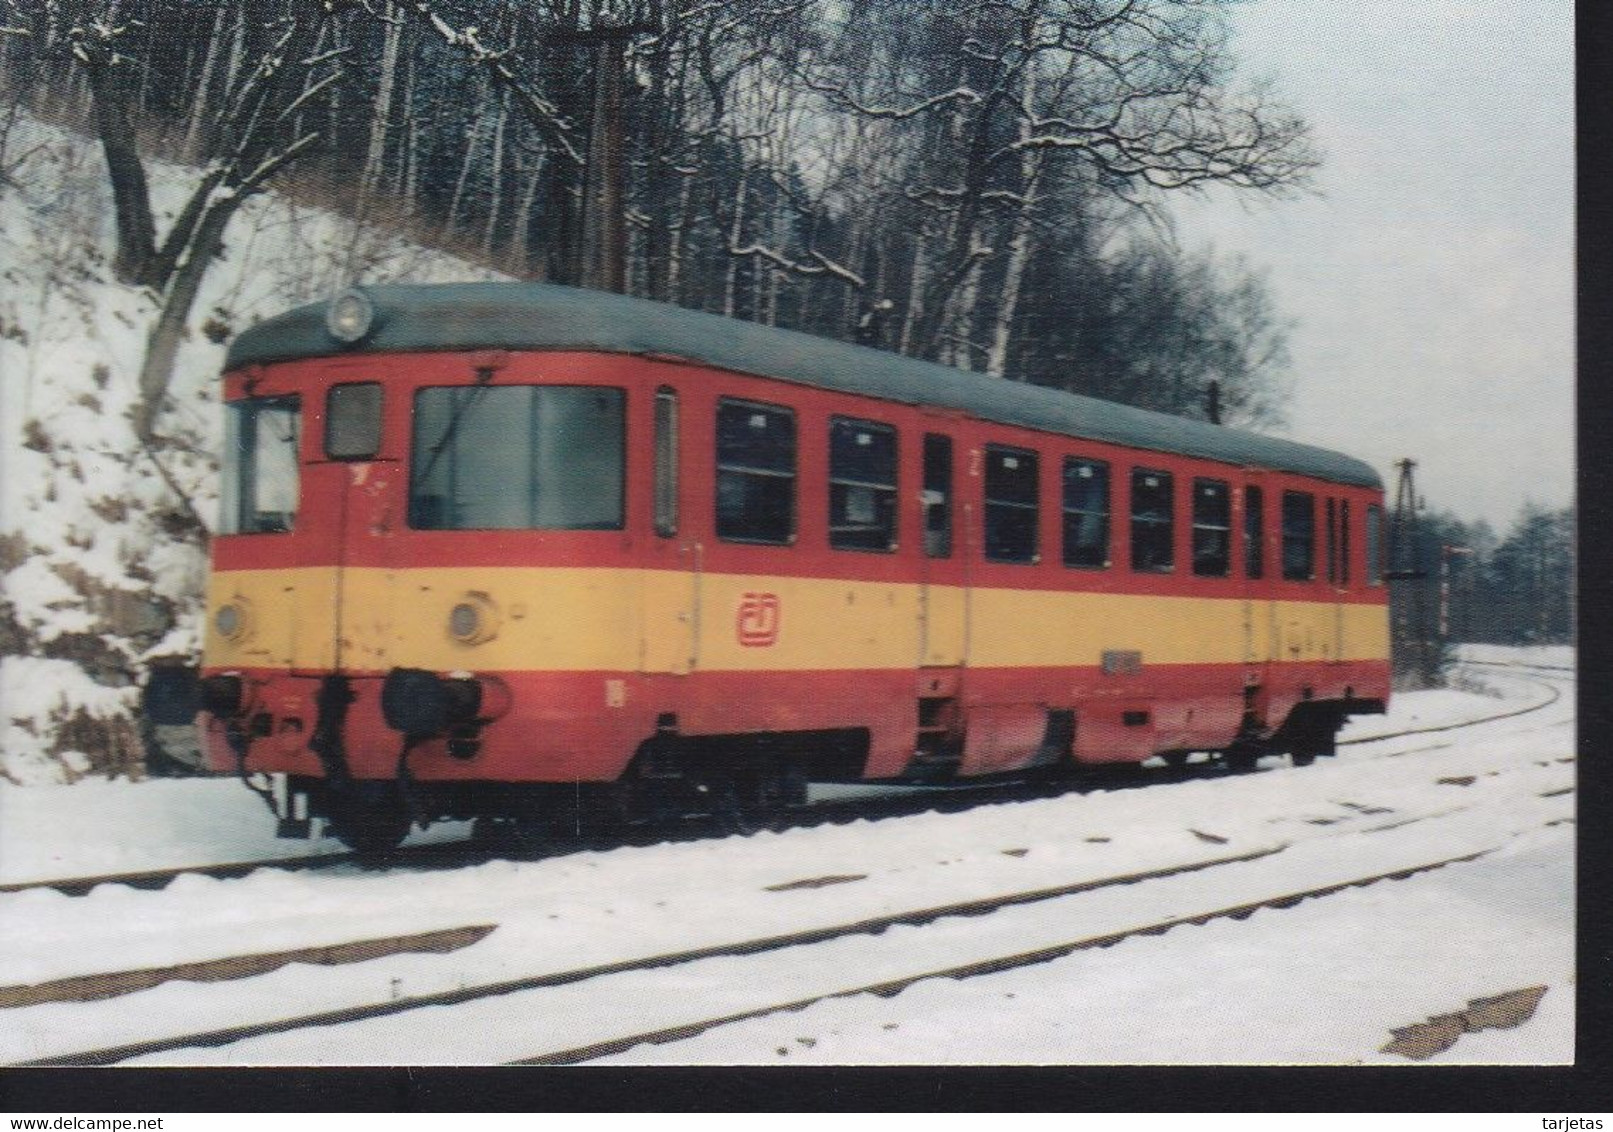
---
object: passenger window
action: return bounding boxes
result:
[1192,478,1231,577]
[923,433,953,558]
[1130,469,1174,572]
[653,387,678,538]
[221,395,301,534]
[1282,491,1316,580]
[1366,504,1384,585]
[1245,485,1265,579]
[829,416,898,552]
[984,445,1039,564]
[715,398,796,545]
[325,383,383,460]
[1062,457,1110,569]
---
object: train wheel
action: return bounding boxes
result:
[1222,741,1265,773]
[615,738,695,830]
[709,778,761,836]
[709,761,794,836]
[327,784,411,855]
[1286,713,1340,768]
[472,816,562,858]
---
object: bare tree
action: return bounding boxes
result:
[796,0,1316,364]
[3,0,350,454]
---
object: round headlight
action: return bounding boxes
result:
[326,288,375,343]
[448,593,500,645]
[449,602,481,641]
[214,602,249,642]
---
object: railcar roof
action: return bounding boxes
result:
[227,282,1381,489]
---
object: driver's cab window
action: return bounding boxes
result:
[221,395,301,534]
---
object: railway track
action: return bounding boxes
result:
[13,791,1569,1067]
[0,661,1568,900]
[1,664,1571,1067]
[517,847,1497,1066]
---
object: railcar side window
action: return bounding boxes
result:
[829,417,898,552]
[1192,478,1232,577]
[1366,504,1384,585]
[654,387,678,538]
[923,433,953,558]
[325,383,383,460]
[716,398,796,545]
[1340,500,1351,585]
[221,395,301,534]
[984,445,1039,564]
[1282,490,1316,581]
[1130,469,1175,572]
[1062,457,1110,569]
[409,385,624,530]
[1245,485,1265,579]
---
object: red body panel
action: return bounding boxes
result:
[206,350,1390,785]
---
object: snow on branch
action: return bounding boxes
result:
[402,0,582,164]
[729,241,867,289]
[238,130,321,192]
[801,75,982,121]
[275,68,344,124]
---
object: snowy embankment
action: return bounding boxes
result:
[0,118,502,785]
[0,654,1574,1065]
[1456,643,1574,670]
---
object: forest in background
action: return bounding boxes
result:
[0,0,1575,780]
[1,0,1316,424]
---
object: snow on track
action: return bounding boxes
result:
[112,792,1569,1066]
[0,655,1575,1065]
[592,825,1573,1066]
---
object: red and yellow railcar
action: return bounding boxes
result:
[174,283,1389,849]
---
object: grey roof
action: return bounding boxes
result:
[227,282,1381,489]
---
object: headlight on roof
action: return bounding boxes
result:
[326,288,375,344]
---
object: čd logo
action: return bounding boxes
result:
[736,592,781,647]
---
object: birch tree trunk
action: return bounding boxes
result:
[180,3,228,161]
[482,88,509,259]
[899,232,931,356]
[723,163,751,318]
[986,68,1046,378]
[442,85,485,240]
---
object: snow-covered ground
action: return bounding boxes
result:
[0,652,1575,1066]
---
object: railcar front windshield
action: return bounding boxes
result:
[220,395,301,534]
[409,385,625,530]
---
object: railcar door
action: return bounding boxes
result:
[640,385,696,676]
[912,430,968,770]
[325,380,397,675]
[917,431,967,670]
[1242,476,1275,708]
[1329,495,1351,665]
